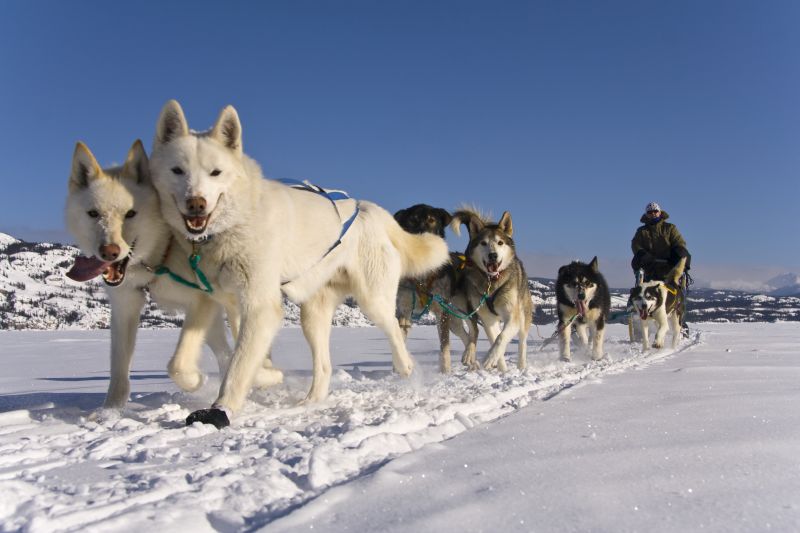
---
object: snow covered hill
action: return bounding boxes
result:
[1,232,798,330]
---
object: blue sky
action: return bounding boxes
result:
[1,1,798,287]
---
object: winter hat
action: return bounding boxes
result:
[645,202,661,213]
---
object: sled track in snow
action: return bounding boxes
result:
[0,328,702,532]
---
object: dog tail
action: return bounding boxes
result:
[449,205,491,238]
[383,211,449,278]
[667,256,687,286]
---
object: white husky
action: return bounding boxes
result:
[149,100,449,427]
[65,141,281,409]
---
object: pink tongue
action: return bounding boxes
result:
[66,255,111,282]
[640,308,648,320]
[576,300,587,316]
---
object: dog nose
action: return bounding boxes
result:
[99,243,120,262]
[578,291,586,300]
[488,252,498,262]
[186,196,207,215]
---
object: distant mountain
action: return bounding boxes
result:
[1,232,799,330]
[765,273,800,297]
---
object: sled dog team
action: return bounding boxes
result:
[65,101,684,427]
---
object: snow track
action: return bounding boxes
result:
[0,325,700,532]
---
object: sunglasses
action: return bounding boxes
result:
[647,210,660,214]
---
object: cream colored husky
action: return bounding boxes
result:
[149,100,449,427]
[65,141,281,409]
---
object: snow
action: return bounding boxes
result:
[0,323,798,531]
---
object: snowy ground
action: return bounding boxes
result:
[0,322,798,532]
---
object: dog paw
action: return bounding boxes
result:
[393,359,414,377]
[253,367,284,389]
[186,408,230,429]
[170,369,206,392]
[652,342,663,349]
[559,355,572,362]
[591,352,604,361]
[89,407,122,423]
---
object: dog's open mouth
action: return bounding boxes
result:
[183,214,210,235]
[66,252,131,287]
[101,256,130,286]
[575,299,588,317]
[484,261,502,279]
[639,305,649,320]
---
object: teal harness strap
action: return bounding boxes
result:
[432,292,488,320]
[401,277,492,322]
[608,306,633,321]
[410,289,436,321]
[154,252,214,293]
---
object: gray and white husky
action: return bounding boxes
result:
[629,258,686,350]
[450,208,533,371]
[65,141,281,410]
[555,257,611,361]
[148,100,449,427]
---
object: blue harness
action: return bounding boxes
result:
[277,178,360,285]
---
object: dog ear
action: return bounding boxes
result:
[69,142,103,191]
[211,105,243,154]
[498,211,513,237]
[394,208,408,226]
[558,265,568,277]
[122,140,150,184]
[155,100,189,145]
[436,208,453,227]
[589,256,599,272]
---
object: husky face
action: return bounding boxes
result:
[630,281,665,320]
[149,100,246,240]
[466,211,516,281]
[558,257,601,317]
[65,141,155,286]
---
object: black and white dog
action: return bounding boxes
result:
[394,204,472,373]
[556,257,611,362]
[629,257,686,351]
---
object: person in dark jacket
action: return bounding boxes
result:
[631,201,691,333]
[631,202,690,281]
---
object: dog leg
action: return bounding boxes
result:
[212,288,284,417]
[449,315,471,358]
[669,311,681,349]
[640,319,650,351]
[483,319,515,372]
[437,310,452,373]
[168,297,218,392]
[559,319,572,362]
[396,287,414,340]
[592,322,605,361]
[205,304,233,375]
[653,308,669,349]
[462,317,481,371]
[576,322,589,349]
[517,317,531,370]
[104,289,146,409]
[359,290,415,377]
[301,286,343,402]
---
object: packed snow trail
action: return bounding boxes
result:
[0,324,700,532]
